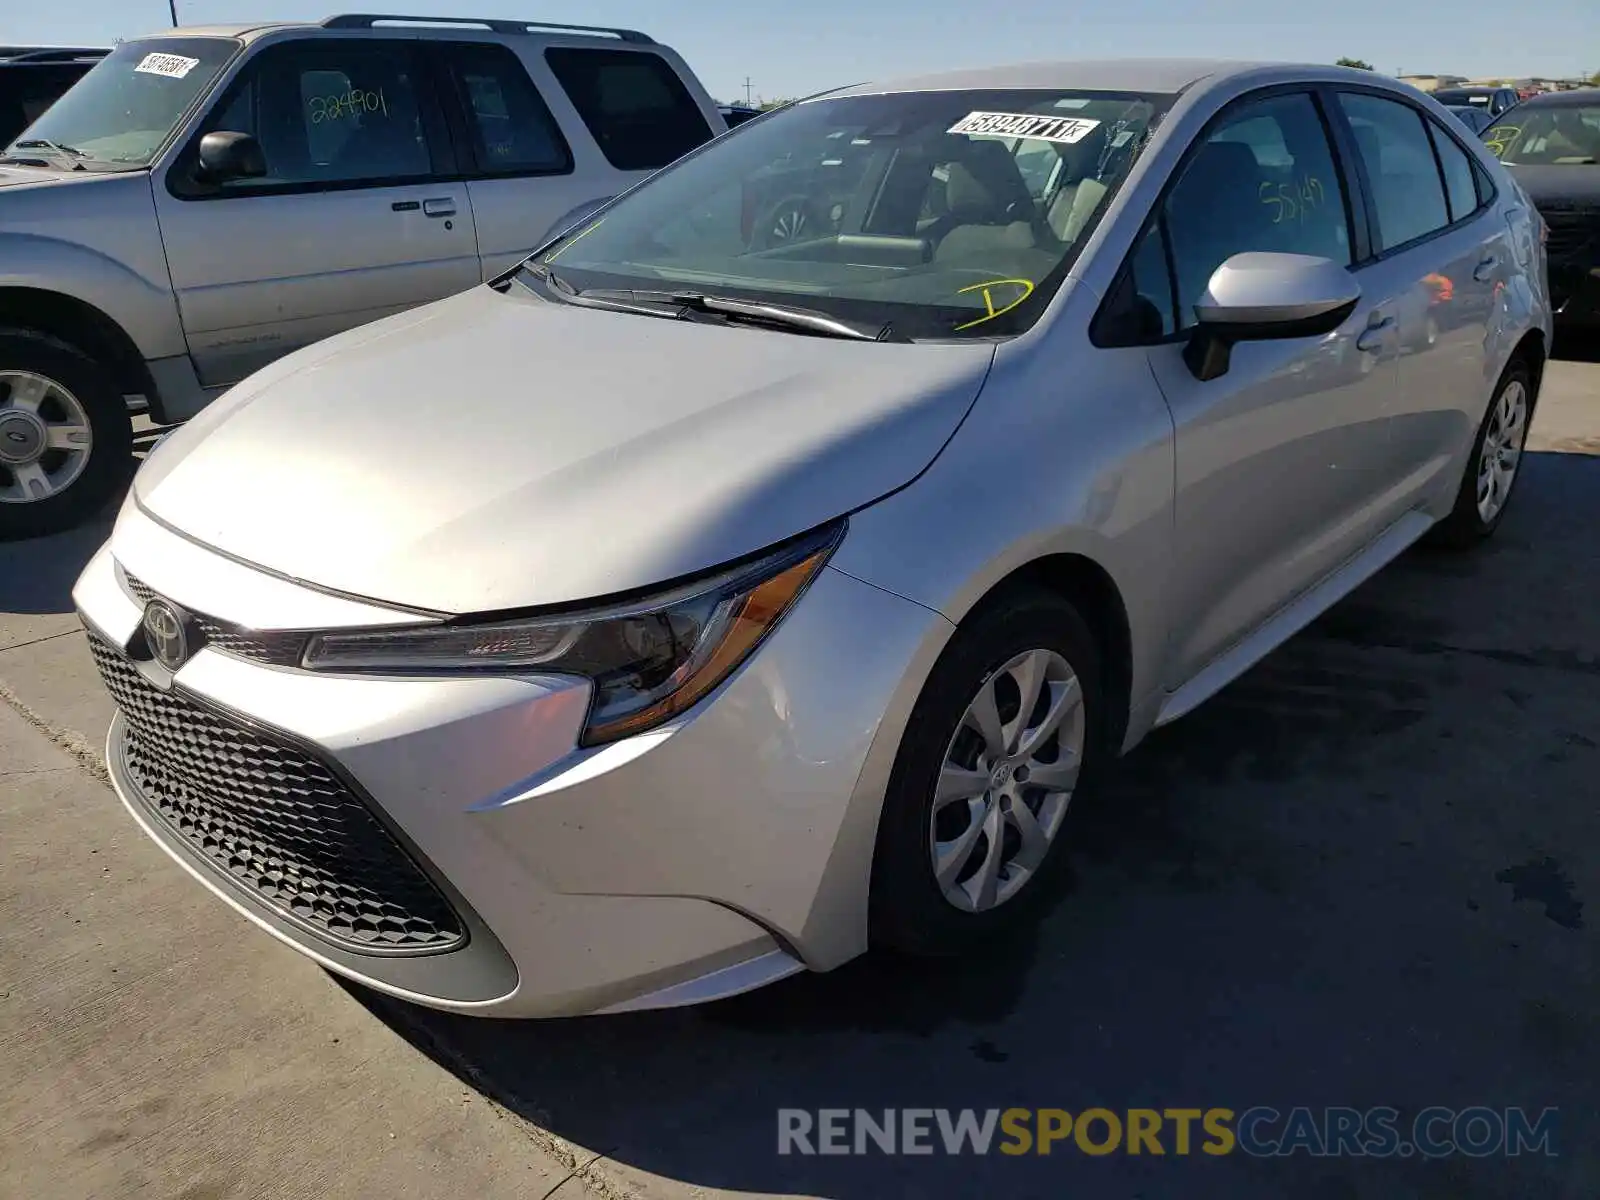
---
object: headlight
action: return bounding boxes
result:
[302,523,843,745]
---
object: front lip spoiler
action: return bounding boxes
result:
[592,948,805,1014]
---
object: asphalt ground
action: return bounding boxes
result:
[2,352,1596,1199]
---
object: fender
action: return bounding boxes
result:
[0,232,187,361]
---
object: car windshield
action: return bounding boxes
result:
[1,37,238,167]
[1486,103,1600,164]
[531,87,1172,340]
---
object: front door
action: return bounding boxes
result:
[153,38,482,388]
[1146,90,1402,687]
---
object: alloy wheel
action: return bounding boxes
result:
[0,370,94,506]
[930,648,1085,912]
[1476,378,1528,524]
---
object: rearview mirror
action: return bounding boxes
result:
[196,131,266,183]
[1184,252,1360,382]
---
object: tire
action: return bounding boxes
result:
[1427,357,1534,550]
[869,587,1108,956]
[0,331,132,542]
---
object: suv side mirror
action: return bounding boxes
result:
[196,131,266,183]
[1183,251,1360,382]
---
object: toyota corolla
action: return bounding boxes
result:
[75,59,1549,1017]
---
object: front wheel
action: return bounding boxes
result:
[1428,357,1533,549]
[0,332,132,541]
[870,589,1108,956]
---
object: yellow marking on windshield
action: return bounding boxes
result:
[1485,126,1518,157]
[953,278,1036,331]
[544,218,605,262]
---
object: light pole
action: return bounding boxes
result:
[168,0,179,26]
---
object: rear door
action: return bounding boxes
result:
[154,36,481,387]
[430,42,597,279]
[1334,90,1507,504]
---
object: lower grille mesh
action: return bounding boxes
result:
[90,634,465,955]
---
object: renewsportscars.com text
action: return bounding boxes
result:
[777,1106,1558,1158]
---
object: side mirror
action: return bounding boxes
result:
[1183,252,1360,382]
[196,131,266,183]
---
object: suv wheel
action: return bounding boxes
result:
[870,588,1107,955]
[0,331,132,541]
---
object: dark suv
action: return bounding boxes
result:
[1484,91,1600,331]
[0,46,108,146]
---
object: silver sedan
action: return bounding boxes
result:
[75,58,1550,1017]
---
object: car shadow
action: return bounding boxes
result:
[342,450,1600,1199]
[0,423,169,616]
[1553,334,1600,364]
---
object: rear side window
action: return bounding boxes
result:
[1426,119,1479,223]
[444,44,570,175]
[544,47,713,171]
[1337,93,1449,252]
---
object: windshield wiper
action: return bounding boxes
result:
[520,265,904,341]
[15,138,88,158]
[585,287,904,342]
[7,138,88,169]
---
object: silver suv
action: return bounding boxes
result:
[0,12,723,539]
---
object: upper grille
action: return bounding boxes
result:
[122,573,307,667]
[90,634,465,955]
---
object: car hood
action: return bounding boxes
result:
[135,285,995,614]
[1506,164,1600,209]
[0,164,111,189]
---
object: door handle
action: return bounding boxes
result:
[1473,255,1499,282]
[1356,316,1395,353]
[422,198,456,218]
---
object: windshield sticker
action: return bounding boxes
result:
[953,278,1036,331]
[134,52,201,80]
[1053,98,1093,110]
[948,112,1102,144]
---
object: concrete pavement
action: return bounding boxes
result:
[2,359,1598,1199]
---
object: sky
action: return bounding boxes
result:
[11,0,1597,103]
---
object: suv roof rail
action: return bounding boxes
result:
[0,46,109,63]
[320,13,655,43]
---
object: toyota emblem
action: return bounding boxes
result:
[142,599,192,671]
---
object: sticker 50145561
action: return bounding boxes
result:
[948,112,1102,144]
[134,52,201,79]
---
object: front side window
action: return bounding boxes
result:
[198,41,434,189]
[1484,103,1600,165]
[545,48,713,171]
[446,44,569,175]
[1163,92,1351,330]
[534,87,1172,339]
[2,37,239,168]
[1338,92,1450,251]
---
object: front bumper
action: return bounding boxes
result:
[1543,211,1600,326]
[74,504,949,1017]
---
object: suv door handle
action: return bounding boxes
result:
[1356,316,1395,353]
[422,198,456,218]
[1473,255,1499,282]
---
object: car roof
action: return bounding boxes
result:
[142,15,656,45]
[1512,89,1600,108]
[832,58,1328,98]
